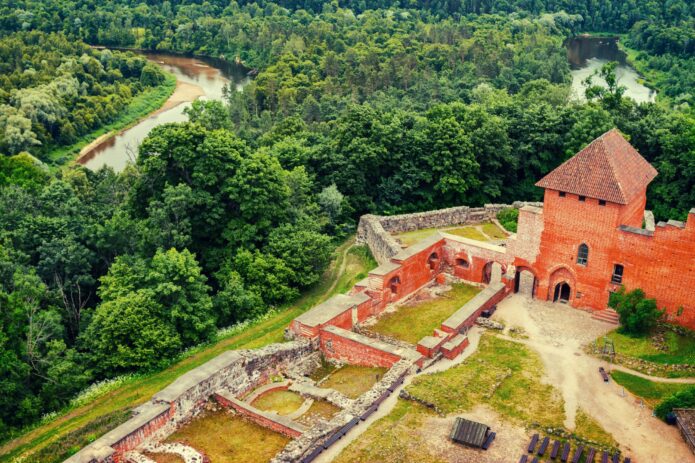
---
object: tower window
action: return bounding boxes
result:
[559,191,566,197]
[579,196,586,202]
[611,264,624,284]
[599,200,606,206]
[577,243,589,266]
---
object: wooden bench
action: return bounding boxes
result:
[550,440,561,459]
[561,442,571,462]
[612,453,620,463]
[538,436,550,456]
[601,450,609,463]
[519,455,528,463]
[482,432,496,450]
[599,367,609,382]
[571,444,584,463]
[586,447,596,462]
[528,433,539,453]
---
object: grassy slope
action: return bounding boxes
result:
[44,73,177,168]
[0,237,375,463]
[610,371,691,407]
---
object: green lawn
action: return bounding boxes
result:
[481,222,507,240]
[393,224,493,247]
[336,334,616,462]
[407,334,566,428]
[320,365,387,399]
[165,408,289,463]
[295,400,341,426]
[0,238,377,463]
[594,327,695,377]
[251,390,305,416]
[330,245,377,296]
[370,283,480,344]
[610,370,691,407]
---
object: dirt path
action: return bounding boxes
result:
[494,295,695,462]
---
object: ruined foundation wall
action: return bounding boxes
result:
[65,341,314,463]
[357,202,541,264]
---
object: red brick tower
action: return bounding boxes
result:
[514,129,695,327]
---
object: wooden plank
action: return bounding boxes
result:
[586,447,596,462]
[550,440,561,458]
[571,444,584,463]
[528,433,539,453]
[561,442,571,462]
[481,432,496,450]
[538,436,549,455]
[519,456,528,463]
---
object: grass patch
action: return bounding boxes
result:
[43,73,177,168]
[329,245,377,297]
[251,390,304,416]
[320,365,387,399]
[574,408,617,447]
[441,226,488,242]
[592,327,695,378]
[392,228,440,247]
[334,400,445,463]
[165,408,289,463]
[0,237,377,463]
[295,400,341,426]
[309,357,338,383]
[610,370,691,407]
[407,334,565,428]
[481,222,507,240]
[370,283,480,344]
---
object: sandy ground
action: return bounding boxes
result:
[422,405,528,463]
[76,81,204,161]
[493,295,695,462]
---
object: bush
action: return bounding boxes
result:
[497,207,519,232]
[609,287,663,335]
[655,386,695,420]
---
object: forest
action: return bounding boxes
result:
[0,0,693,445]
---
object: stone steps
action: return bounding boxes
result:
[591,308,620,325]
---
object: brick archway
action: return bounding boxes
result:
[482,261,506,285]
[547,267,576,303]
[514,266,537,298]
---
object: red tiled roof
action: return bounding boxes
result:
[535,129,657,204]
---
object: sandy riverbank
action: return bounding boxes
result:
[76,80,204,164]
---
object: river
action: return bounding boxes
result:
[567,36,656,104]
[79,53,250,172]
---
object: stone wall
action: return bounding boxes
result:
[65,341,313,463]
[357,202,541,264]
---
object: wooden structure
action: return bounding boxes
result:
[450,417,491,449]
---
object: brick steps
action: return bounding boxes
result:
[591,308,620,325]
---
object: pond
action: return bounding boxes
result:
[567,36,656,104]
[79,52,250,172]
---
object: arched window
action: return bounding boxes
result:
[388,276,400,295]
[456,258,469,269]
[577,243,589,266]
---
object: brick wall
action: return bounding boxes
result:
[214,393,304,439]
[319,326,404,368]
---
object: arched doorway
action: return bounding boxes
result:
[427,252,440,271]
[514,268,537,298]
[553,282,571,303]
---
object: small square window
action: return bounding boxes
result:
[599,200,606,206]
[579,196,586,202]
[559,191,566,197]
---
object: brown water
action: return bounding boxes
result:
[567,36,656,104]
[80,52,250,172]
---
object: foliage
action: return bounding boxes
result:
[497,207,519,232]
[609,287,664,335]
[655,386,695,420]
[610,370,691,407]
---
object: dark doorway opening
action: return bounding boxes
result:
[553,282,571,303]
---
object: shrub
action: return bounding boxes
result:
[609,287,663,335]
[655,386,695,420]
[497,207,519,232]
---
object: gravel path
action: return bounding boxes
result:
[493,295,695,462]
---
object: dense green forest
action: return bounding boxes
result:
[0,0,693,444]
[0,32,168,160]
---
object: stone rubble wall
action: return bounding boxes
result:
[65,341,313,463]
[272,360,413,463]
[357,202,541,264]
